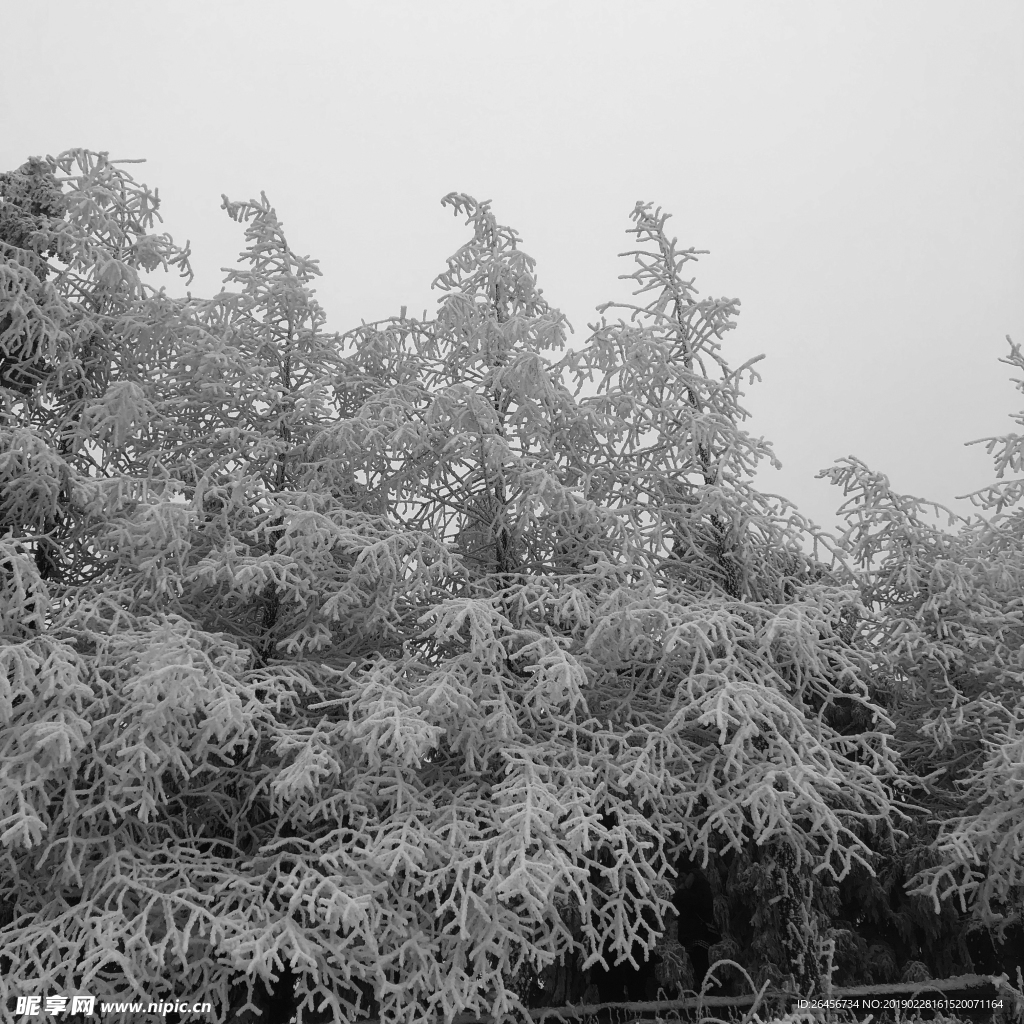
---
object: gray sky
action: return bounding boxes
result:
[3,1,1022,546]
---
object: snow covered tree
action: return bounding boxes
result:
[814,340,1024,982]
[1,152,920,1023]
[0,150,193,583]
[320,194,923,1003]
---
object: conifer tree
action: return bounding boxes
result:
[1,153,920,1022]
[910,339,1024,945]
[812,341,1024,982]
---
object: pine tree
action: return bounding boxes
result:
[812,339,1024,981]
[299,194,912,1004]
[1,154,916,1023]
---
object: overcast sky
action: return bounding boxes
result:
[3,1,1022,548]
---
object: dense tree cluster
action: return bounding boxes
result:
[0,151,1020,1024]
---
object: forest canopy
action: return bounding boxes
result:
[0,150,1021,1024]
